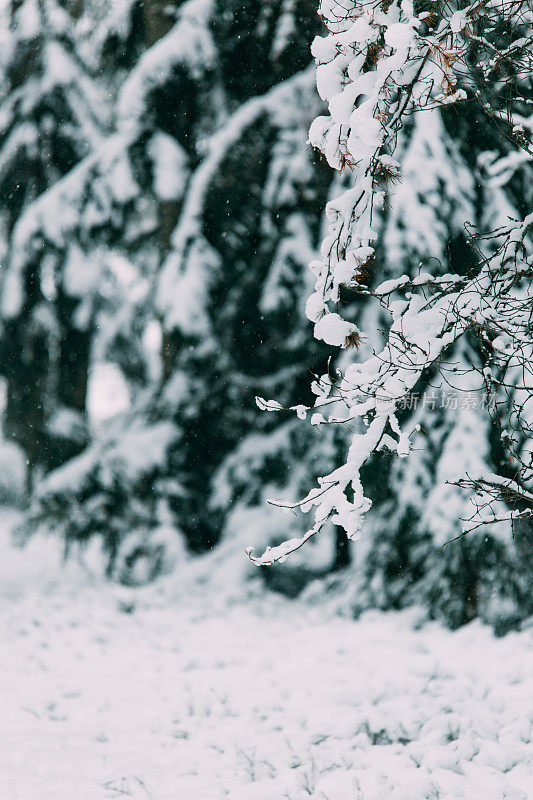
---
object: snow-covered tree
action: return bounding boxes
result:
[155,67,335,552]
[7,0,531,624]
[0,0,106,487]
[12,0,216,566]
[19,0,342,579]
[250,0,532,627]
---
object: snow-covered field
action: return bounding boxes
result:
[2,514,533,800]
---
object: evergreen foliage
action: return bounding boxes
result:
[0,0,531,630]
[0,0,106,484]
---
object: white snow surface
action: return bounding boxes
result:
[1,512,533,800]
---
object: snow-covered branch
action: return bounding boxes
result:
[249,0,533,565]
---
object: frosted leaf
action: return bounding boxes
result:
[291,405,308,420]
[375,276,410,295]
[246,527,318,565]
[305,291,326,322]
[314,313,359,347]
[255,397,284,412]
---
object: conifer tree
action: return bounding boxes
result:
[0,0,106,487]
[156,66,333,552]
[21,0,337,578]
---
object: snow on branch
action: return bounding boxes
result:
[249,0,533,564]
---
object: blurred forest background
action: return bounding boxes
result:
[0,0,531,631]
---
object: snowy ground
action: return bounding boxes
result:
[2,515,533,800]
